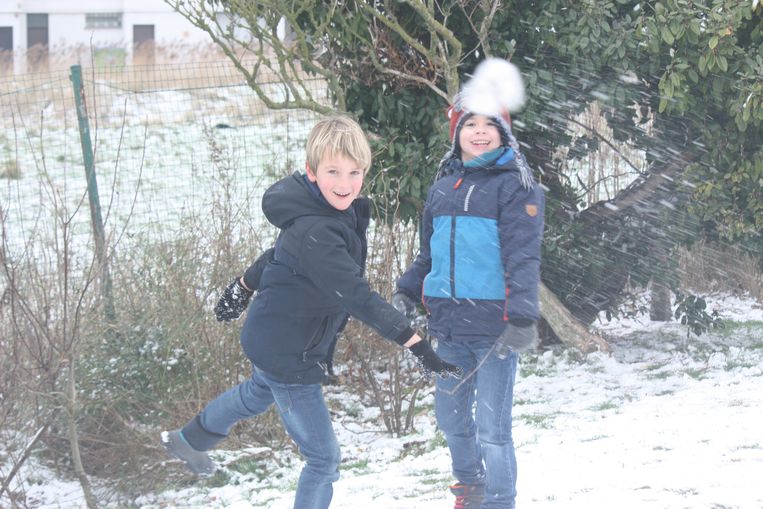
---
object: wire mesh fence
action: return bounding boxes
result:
[0,59,327,259]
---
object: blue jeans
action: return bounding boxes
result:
[435,335,518,509]
[191,366,341,509]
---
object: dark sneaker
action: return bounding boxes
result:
[161,429,216,477]
[449,483,485,509]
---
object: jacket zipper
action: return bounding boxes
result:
[449,171,466,298]
[453,169,509,318]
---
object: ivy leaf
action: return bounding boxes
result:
[718,55,728,72]
[662,27,675,45]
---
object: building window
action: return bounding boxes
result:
[86,13,123,29]
[0,27,12,52]
[26,14,48,71]
[27,13,48,47]
[133,25,155,65]
[27,14,48,30]
[0,27,12,73]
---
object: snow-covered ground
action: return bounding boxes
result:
[2,293,762,508]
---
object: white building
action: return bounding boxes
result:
[0,0,217,74]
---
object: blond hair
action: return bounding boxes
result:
[305,115,372,173]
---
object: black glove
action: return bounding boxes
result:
[391,292,417,320]
[409,340,462,378]
[495,322,539,359]
[214,278,253,322]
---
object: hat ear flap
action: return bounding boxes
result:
[447,105,462,142]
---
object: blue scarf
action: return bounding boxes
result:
[463,148,505,169]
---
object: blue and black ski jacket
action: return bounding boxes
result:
[396,147,545,340]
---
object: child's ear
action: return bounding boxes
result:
[305,161,317,182]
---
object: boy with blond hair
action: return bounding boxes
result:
[163,115,459,509]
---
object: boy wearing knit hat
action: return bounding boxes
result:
[393,59,545,509]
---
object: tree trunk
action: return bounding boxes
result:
[65,358,98,509]
[649,280,672,321]
[540,283,610,353]
[0,425,48,499]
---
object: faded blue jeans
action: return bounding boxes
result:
[435,334,519,509]
[183,366,341,509]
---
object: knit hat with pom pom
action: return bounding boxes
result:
[440,58,534,189]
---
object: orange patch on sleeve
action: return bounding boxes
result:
[525,204,538,217]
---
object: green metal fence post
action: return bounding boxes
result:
[69,64,116,325]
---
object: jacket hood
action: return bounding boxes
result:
[263,172,354,229]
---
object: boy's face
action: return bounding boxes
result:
[458,114,502,162]
[306,152,364,211]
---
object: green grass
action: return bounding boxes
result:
[643,362,668,372]
[514,394,552,406]
[696,320,763,349]
[585,365,607,374]
[519,412,558,429]
[712,320,763,336]
[589,400,620,412]
[518,362,556,378]
[735,443,761,449]
[683,367,707,380]
[722,358,760,370]
[221,455,274,482]
[644,370,671,380]
[342,458,370,471]
[410,468,451,487]
[420,478,445,486]
[343,402,363,418]
[205,469,233,488]
[1,159,20,179]
[670,487,699,496]
[427,430,447,451]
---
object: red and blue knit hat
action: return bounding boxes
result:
[439,58,534,188]
[446,58,525,157]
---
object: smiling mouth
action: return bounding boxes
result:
[471,141,491,146]
[333,191,352,198]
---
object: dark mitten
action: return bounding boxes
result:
[214,279,253,322]
[495,322,539,358]
[391,292,417,320]
[408,340,462,378]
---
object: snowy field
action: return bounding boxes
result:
[2,292,762,509]
[1,76,320,258]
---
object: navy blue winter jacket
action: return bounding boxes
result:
[396,147,545,340]
[241,172,414,384]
